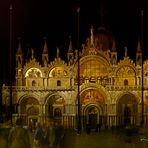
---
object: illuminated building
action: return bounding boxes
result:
[2,26,148,129]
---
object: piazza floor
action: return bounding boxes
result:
[1,126,148,148]
[62,128,148,148]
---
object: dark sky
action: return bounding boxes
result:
[0,0,147,84]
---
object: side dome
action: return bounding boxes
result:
[93,27,115,51]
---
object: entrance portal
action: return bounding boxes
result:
[89,113,97,129]
[124,106,131,125]
[86,106,99,130]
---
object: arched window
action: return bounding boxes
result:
[124,79,128,86]
[57,80,61,86]
[32,80,36,86]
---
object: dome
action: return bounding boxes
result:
[93,27,115,51]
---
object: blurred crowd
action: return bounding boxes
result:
[0,118,65,148]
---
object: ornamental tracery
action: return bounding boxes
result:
[116,66,136,77]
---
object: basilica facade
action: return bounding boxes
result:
[2,26,148,130]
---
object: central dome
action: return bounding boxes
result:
[93,27,115,51]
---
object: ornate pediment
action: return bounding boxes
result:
[115,57,136,76]
[117,57,135,69]
[49,57,67,67]
[24,59,42,75]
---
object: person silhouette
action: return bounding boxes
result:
[8,118,31,148]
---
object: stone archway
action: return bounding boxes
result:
[117,93,138,126]
[83,105,102,130]
[45,95,65,120]
[19,97,40,130]
[80,88,107,130]
[19,97,39,114]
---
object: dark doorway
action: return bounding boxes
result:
[124,106,131,125]
[29,118,37,131]
[48,105,53,118]
[89,113,97,129]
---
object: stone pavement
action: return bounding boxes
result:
[62,128,148,148]
[1,127,148,148]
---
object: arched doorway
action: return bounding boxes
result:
[83,104,103,130]
[27,107,39,131]
[45,95,65,122]
[117,94,138,126]
[87,106,98,129]
[19,97,40,131]
[80,88,106,129]
[124,105,131,124]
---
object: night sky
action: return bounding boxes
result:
[0,0,147,85]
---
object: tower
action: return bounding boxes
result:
[67,36,74,66]
[15,38,23,86]
[42,37,49,67]
[110,40,117,65]
[136,40,142,66]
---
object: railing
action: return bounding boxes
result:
[3,84,148,91]
[2,85,75,92]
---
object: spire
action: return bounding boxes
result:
[16,37,23,68]
[17,37,22,54]
[136,40,142,66]
[31,48,34,59]
[57,47,60,58]
[43,37,48,54]
[90,26,94,46]
[111,41,117,65]
[137,40,142,53]
[124,46,128,57]
[68,36,73,53]
[112,40,116,51]
[42,37,49,67]
[67,36,74,65]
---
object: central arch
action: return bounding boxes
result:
[80,88,107,130]
[83,104,104,130]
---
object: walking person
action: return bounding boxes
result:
[42,122,50,148]
[49,120,56,148]
[8,118,31,148]
[34,122,44,148]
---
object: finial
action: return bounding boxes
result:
[124,47,128,57]
[90,26,94,46]
[31,48,34,59]
[68,36,73,53]
[77,7,80,13]
[137,40,141,53]
[112,40,116,51]
[57,47,59,58]
[17,37,22,54]
[43,37,48,53]
[141,10,143,16]
[9,4,13,10]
